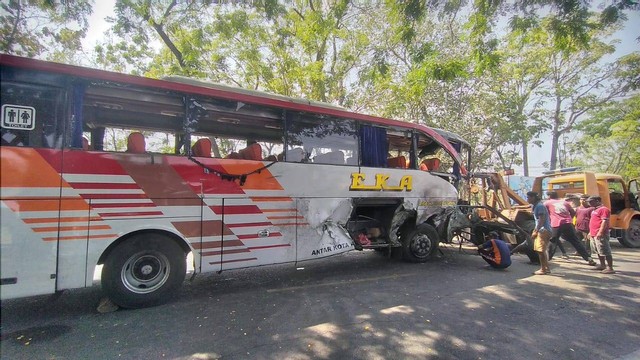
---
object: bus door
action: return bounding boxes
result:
[0,78,66,299]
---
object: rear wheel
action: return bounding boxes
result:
[401,224,439,263]
[102,233,186,309]
[619,218,640,248]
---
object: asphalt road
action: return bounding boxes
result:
[1,241,639,360]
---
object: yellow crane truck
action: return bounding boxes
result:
[531,170,640,248]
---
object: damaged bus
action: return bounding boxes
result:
[1,54,468,308]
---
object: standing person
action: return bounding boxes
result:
[544,191,597,266]
[477,231,512,269]
[565,193,582,256]
[575,194,595,256]
[588,196,615,274]
[527,191,552,275]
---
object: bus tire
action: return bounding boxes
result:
[619,218,640,248]
[101,233,186,309]
[401,223,439,263]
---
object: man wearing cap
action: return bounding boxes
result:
[477,231,512,269]
[575,194,594,256]
[588,196,615,274]
[527,191,553,275]
[544,191,597,266]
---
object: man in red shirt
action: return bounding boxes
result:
[588,196,615,274]
[575,194,594,256]
[544,191,596,266]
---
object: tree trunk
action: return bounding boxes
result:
[549,131,560,170]
[522,139,529,176]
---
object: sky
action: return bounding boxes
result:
[83,3,640,177]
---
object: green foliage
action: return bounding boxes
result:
[570,94,640,180]
[0,0,92,58]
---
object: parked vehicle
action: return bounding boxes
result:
[1,54,469,308]
[532,170,640,248]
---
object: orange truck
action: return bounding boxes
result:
[460,170,640,264]
[531,170,640,248]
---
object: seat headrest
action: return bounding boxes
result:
[420,158,440,171]
[127,132,146,153]
[387,156,407,168]
[82,137,90,150]
[240,143,262,161]
[191,138,212,157]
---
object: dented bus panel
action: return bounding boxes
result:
[0,54,465,308]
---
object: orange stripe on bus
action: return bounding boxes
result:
[23,216,103,224]
[43,234,117,241]
[0,148,69,188]
[261,208,297,213]
[4,199,89,212]
[220,163,283,191]
[33,225,111,233]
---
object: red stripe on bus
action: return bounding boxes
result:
[200,248,251,257]
[80,193,148,200]
[226,222,272,228]
[237,232,282,240]
[70,182,140,189]
[173,220,234,238]
[210,205,262,215]
[89,202,156,208]
[249,197,292,202]
[208,258,257,265]
[247,244,291,250]
[99,211,163,217]
[192,239,245,250]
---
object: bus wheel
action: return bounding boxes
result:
[102,234,186,309]
[619,218,640,248]
[401,224,439,263]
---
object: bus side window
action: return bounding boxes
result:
[0,82,65,149]
[286,112,357,165]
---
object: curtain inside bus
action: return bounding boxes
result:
[451,142,461,179]
[360,125,387,167]
[71,83,85,149]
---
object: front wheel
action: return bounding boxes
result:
[401,223,439,263]
[619,218,640,248]
[102,233,186,308]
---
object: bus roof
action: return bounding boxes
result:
[164,75,347,112]
[0,54,466,173]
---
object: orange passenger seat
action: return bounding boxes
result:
[387,156,407,168]
[127,132,146,153]
[239,143,262,161]
[191,138,212,157]
[420,158,440,171]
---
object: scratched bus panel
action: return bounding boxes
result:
[0,54,470,308]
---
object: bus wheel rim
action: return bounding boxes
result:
[121,252,170,294]
[411,234,432,258]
